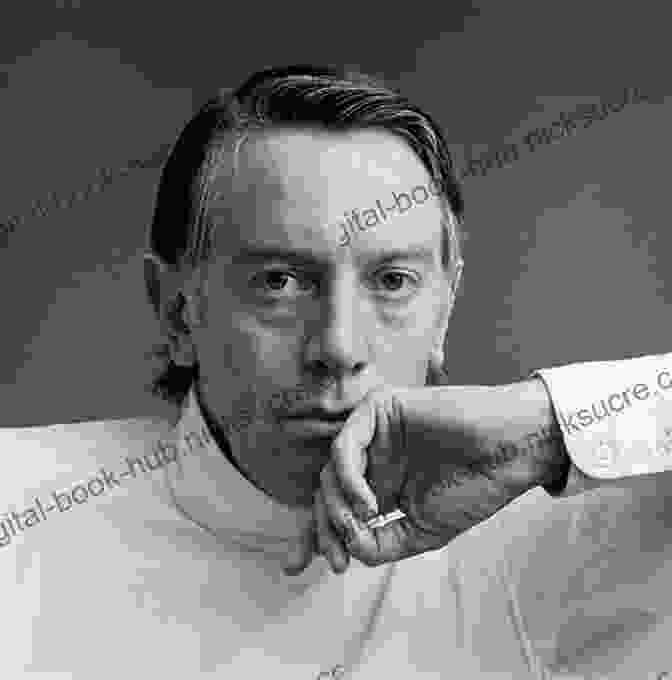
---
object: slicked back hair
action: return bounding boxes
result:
[145,64,466,406]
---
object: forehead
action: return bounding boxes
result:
[206,126,445,262]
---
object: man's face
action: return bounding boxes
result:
[182,126,454,508]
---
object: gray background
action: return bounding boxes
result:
[1,1,669,427]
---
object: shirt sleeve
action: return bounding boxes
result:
[529,351,672,497]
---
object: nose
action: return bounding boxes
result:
[304,274,370,381]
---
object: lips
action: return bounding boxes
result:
[279,407,352,438]
[285,407,352,420]
[279,418,347,438]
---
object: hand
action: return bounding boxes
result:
[312,377,569,573]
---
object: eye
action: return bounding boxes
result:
[372,269,421,296]
[263,271,292,291]
[250,269,316,299]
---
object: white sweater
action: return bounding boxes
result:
[2,383,672,678]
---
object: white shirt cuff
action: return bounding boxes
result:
[529,352,672,497]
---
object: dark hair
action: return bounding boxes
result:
[145,64,465,406]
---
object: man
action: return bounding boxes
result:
[3,65,672,678]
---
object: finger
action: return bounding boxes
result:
[331,400,379,521]
[283,517,318,576]
[320,461,370,554]
[313,488,350,574]
[348,514,447,567]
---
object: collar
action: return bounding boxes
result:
[163,385,314,563]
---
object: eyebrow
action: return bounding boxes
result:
[231,245,437,267]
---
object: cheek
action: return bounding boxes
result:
[378,309,438,356]
[194,315,301,407]
[193,311,257,380]
[195,336,259,420]
[371,327,435,386]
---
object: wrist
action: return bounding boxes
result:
[510,377,571,493]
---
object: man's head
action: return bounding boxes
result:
[144,65,465,507]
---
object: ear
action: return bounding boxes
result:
[429,259,463,379]
[143,252,206,367]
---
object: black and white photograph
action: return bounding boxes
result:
[1,3,671,677]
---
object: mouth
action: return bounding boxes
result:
[279,417,348,439]
[279,408,351,439]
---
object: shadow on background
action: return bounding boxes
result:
[0,1,669,426]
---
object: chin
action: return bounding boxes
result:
[239,427,335,506]
[268,480,320,509]
[274,429,335,453]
